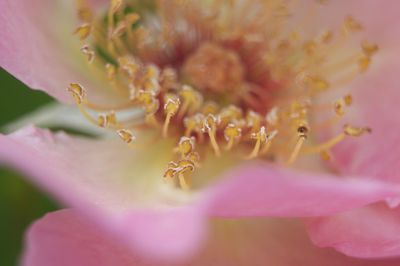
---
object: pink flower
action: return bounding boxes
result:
[1,0,400,265]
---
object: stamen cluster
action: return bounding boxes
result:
[68,0,376,189]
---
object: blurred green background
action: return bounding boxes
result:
[0,69,58,266]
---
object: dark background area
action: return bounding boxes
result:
[0,69,58,266]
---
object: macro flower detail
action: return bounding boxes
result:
[68,0,376,189]
[1,0,400,265]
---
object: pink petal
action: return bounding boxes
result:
[306,204,400,259]
[208,163,400,217]
[2,126,400,261]
[0,0,117,103]
[0,126,207,260]
[23,209,400,266]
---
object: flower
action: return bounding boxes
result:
[1,0,400,265]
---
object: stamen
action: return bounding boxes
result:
[67,83,86,104]
[224,123,242,150]
[69,0,377,186]
[202,114,221,156]
[358,55,371,72]
[261,130,278,155]
[361,41,379,57]
[343,16,363,35]
[162,96,180,137]
[80,45,95,64]
[184,114,204,137]
[164,159,195,190]
[176,136,196,157]
[286,125,309,164]
[178,85,203,119]
[303,132,345,154]
[247,126,268,159]
[98,112,116,128]
[117,129,136,144]
[320,150,331,161]
[218,105,243,127]
[74,23,91,40]
[344,124,371,136]
[334,94,352,116]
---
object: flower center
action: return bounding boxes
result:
[68,0,377,190]
[183,42,245,95]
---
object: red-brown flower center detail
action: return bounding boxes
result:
[69,0,376,189]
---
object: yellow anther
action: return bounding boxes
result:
[144,98,160,114]
[202,113,219,132]
[334,94,352,116]
[344,94,353,105]
[105,63,117,81]
[178,85,203,116]
[305,75,330,91]
[67,83,86,104]
[303,41,317,55]
[184,113,204,136]
[98,112,116,128]
[164,96,180,115]
[117,129,135,144]
[358,55,371,72]
[201,101,219,115]
[163,168,177,179]
[162,96,180,137]
[143,64,160,80]
[361,41,379,57]
[218,105,243,126]
[320,150,331,161]
[136,90,156,105]
[74,23,91,40]
[80,45,95,63]
[202,114,221,156]
[344,16,363,33]
[164,159,195,178]
[176,159,195,174]
[177,136,196,157]
[224,123,242,150]
[164,159,195,190]
[344,124,371,137]
[118,57,140,77]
